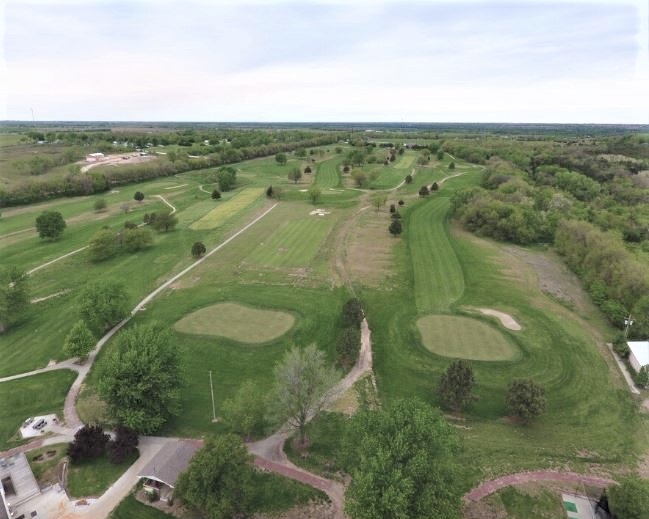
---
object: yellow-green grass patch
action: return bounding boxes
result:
[189,188,264,230]
[174,302,295,344]
[416,315,520,361]
[246,216,335,268]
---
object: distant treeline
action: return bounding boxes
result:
[0,134,340,207]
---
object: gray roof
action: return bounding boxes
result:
[138,440,200,488]
[0,452,40,506]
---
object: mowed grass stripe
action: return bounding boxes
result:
[247,216,335,267]
[417,315,520,361]
[190,188,264,230]
[315,157,342,188]
[408,197,464,313]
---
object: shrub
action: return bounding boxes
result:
[93,198,107,211]
[67,425,109,463]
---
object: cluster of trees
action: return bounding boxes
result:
[207,166,237,192]
[0,266,29,333]
[88,224,153,262]
[143,210,178,232]
[436,360,546,424]
[336,298,364,369]
[12,148,85,176]
[67,424,138,465]
[1,133,340,207]
[555,220,649,334]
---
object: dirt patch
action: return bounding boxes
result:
[79,152,157,173]
[478,308,522,331]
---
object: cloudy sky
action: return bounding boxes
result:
[1,0,648,123]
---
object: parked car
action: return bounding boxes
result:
[32,419,47,430]
[23,417,34,427]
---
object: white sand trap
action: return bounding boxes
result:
[110,190,120,194]
[479,308,522,331]
[299,189,309,192]
[309,208,331,217]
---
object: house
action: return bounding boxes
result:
[86,152,105,162]
[627,341,649,372]
[0,452,41,517]
[138,440,201,503]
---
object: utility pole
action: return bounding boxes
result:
[624,314,634,339]
[209,370,217,422]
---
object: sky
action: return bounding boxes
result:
[1,0,648,123]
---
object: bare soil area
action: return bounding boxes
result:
[79,152,157,173]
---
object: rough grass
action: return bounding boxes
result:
[67,453,138,498]
[315,157,342,188]
[408,196,464,313]
[174,302,295,344]
[0,370,76,449]
[189,187,264,229]
[110,495,173,519]
[416,314,520,361]
[246,215,336,268]
[27,443,67,485]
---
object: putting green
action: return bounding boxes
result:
[174,302,295,344]
[416,315,520,361]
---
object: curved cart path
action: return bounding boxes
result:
[464,470,616,503]
[153,194,176,214]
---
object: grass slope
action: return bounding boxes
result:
[0,370,76,449]
[68,453,138,498]
[174,302,295,344]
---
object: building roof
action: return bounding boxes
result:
[628,341,649,367]
[138,440,200,489]
[0,452,40,507]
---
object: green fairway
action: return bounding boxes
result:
[0,370,76,449]
[315,156,342,188]
[408,196,465,313]
[174,302,295,344]
[416,314,520,361]
[190,187,264,229]
[246,214,336,268]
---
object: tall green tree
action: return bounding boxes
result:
[88,229,117,262]
[343,398,463,519]
[389,219,402,237]
[437,360,478,412]
[35,210,66,240]
[307,186,321,204]
[505,379,546,424]
[98,321,183,433]
[0,267,29,333]
[288,167,302,184]
[221,380,268,439]
[609,476,649,519]
[63,320,96,361]
[151,210,178,232]
[176,434,255,519]
[215,167,237,191]
[78,280,130,336]
[275,152,287,165]
[270,344,340,447]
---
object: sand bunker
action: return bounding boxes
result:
[478,308,522,331]
[309,208,331,217]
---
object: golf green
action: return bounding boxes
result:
[416,314,520,361]
[174,302,295,344]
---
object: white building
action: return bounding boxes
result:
[85,152,105,162]
[627,341,649,372]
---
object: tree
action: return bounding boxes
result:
[371,193,388,211]
[505,379,546,424]
[437,360,478,412]
[0,267,29,333]
[35,210,66,240]
[391,211,401,220]
[67,425,109,464]
[342,398,463,519]
[93,198,107,211]
[609,476,649,519]
[134,191,145,202]
[191,241,207,258]
[304,165,312,174]
[167,150,178,163]
[398,199,404,206]
[389,219,402,237]
[221,380,268,439]
[176,434,255,519]
[351,170,368,187]
[151,210,178,232]
[270,344,340,447]
[98,321,183,434]
[449,161,456,170]
[120,202,131,214]
[431,181,439,191]
[63,320,96,361]
[389,204,396,213]
[288,167,302,184]
[336,326,360,369]
[79,280,130,336]
[123,227,153,252]
[342,298,364,326]
[266,185,274,198]
[107,425,139,465]
[437,150,444,160]
[88,229,117,262]
[404,174,413,184]
[419,185,430,197]
[211,189,221,200]
[216,167,237,192]
[275,152,287,165]
[307,186,321,204]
